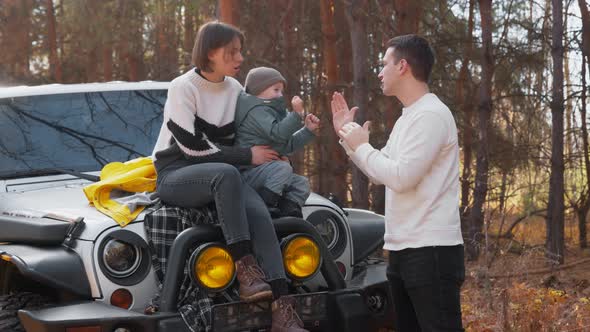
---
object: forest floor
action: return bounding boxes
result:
[462,216,590,331]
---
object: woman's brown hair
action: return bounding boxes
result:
[192,21,244,72]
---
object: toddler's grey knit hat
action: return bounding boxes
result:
[244,67,287,96]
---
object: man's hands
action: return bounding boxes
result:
[251,145,279,165]
[331,92,358,134]
[304,114,320,134]
[330,91,370,151]
[338,120,371,151]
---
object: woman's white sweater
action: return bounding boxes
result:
[152,69,251,170]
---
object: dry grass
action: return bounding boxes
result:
[462,215,590,331]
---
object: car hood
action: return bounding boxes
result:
[0,175,142,241]
[0,176,344,242]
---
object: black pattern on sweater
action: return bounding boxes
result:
[154,116,252,172]
[166,120,211,152]
[168,115,237,152]
[194,116,236,140]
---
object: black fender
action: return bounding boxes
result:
[344,209,385,264]
[0,215,70,245]
[0,244,91,298]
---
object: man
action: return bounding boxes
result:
[331,34,464,331]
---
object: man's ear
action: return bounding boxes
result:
[399,59,409,75]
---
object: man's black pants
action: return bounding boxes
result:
[387,245,465,332]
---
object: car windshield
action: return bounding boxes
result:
[0,89,166,179]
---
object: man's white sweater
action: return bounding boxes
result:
[344,93,463,251]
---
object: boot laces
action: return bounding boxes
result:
[245,264,266,284]
[283,301,303,327]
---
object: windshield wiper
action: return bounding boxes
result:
[0,168,100,182]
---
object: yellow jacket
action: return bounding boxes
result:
[83,157,157,227]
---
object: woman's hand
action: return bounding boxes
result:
[251,145,280,165]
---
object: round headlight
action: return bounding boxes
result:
[190,244,235,291]
[282,235,321,280]
[306,210,347,258]
[103,239,141,278]
[98,230,151,286]
[314,216,339,248]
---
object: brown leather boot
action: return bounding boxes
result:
[271,296,309,332]
[235,254,273,302]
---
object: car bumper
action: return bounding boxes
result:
[19,264,393,332]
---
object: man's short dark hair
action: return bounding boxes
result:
[386,35,435,83]
[192,21,244,72]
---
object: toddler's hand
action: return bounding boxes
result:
[291,96,304,116]
[305,114,320,135]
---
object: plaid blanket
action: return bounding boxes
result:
[144,203,239,332]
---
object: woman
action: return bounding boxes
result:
[151,21,307,332]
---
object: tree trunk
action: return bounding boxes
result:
[499,171,508,213]
[319,0,347,200]
[130,1,144,81]
[564,3,573,159]
[578,207,588,249]
[279,0,304,175]
[85,0,99,82]
[101,1,114,82]
[19,0,32,80]
[4,0,32,82]
[466,0,494,261]
[344,0,370,209]
[320,0,338,95]
[579,0,590,66]
[155,0,168,79]
[45,0,62,82]
[102,46,113,82]
[579,38,589,248]
[87,47,99,82]
[154,0,178,80]
[332,0,353,205]
[392,0,422,34]
[458,0,476,231]
[116,0,144,81]
[218,0,238,25]
[183,0,195,68]
[546,0,565,264]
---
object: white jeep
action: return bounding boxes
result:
[0,82,392,332]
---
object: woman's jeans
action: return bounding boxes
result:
[387,245,465,332]
[156,161,286,281]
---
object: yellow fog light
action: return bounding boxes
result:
[189,244,235,291]
[282,235,322,280]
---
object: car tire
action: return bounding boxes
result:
[0,292,53,332]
